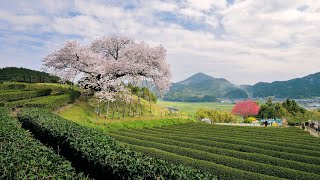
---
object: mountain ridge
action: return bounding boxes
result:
[164,72,320,101]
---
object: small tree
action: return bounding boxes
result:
[232,100,260,118]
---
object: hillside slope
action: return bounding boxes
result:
[164,73,248,101]
[246,72,320,98]
[0,67,59,83]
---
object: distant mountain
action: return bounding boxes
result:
[164,72,320,102]
[0,67,60,83]
[163,73,248,102]
[246,72,320,98]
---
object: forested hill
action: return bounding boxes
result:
[245,72,320,98]
[163,73,248,102]
[164,72,320,101]
[0,67,60,83]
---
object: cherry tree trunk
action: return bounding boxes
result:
[105,101,110,119]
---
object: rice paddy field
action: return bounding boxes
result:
[107,122,320,180]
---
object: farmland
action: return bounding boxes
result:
[158,100,234,113]
[1,82,320,179]
[107,123,320,180]
[0,83,80,110]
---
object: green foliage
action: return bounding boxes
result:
[110,130,320,180]
[25,90,81,110]
[248,72,320,98]
[17,109,217,179]
[108,123,320,180]
[0,67,60,83]
[0,108,87,179]
[243,117,257,123]
[0,83,80,109]
[128,84,157,103]
[258,98,308,123]
[0,89,52,102]
[0,83,26,90]
[158,101,234,113]
[196,109,237,123]
[282,99,306,115]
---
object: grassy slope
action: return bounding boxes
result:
[57,99,195,131]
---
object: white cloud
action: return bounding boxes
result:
[0,0,320,85]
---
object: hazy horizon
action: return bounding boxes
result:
[1,0,320,85]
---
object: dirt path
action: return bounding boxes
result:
[54,102,75,114]
[305,127,320,137]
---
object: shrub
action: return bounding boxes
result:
[196,109,237,123]
[0,108,87,179]
[244,117,257,123]
[0,89,52,102]
[17,109,217,180]
[0,83,26,90]
[25,90,81,110]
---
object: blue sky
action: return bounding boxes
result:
[0,0,320,85]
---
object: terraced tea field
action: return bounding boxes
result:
[108,123,320,180]
[0,83,80,110]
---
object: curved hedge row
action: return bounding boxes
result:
[0,108,87,179]
[131,127,320,165]
[0,83,25,90]
[138,127,320,158]
[109,131,320,180]
[151,123,320,148]
[0,89,52,102]
[168,128,320,151]
[117,129,320,175]
[17,109,217,180]
[163,123,315,139]
[25,90,81,110]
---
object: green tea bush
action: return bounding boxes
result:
[117,129,320,175]
[0,83,26,90]
[17,109,217,180]
[0,89,51,102]
[109,131,320,180]
[136,127,320,165]
[0,108,88,179]
[25,90,81,110]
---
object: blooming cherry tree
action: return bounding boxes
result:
[43,35,171,105]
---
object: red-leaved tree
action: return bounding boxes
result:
[232,100,260,117]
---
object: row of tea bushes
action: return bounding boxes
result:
[17,108,217,180]
[0,89,52,102]
[108,131,320,180]
[107,123,320,180]
[0,83,26,90]
[0,108,88,179]
[113,129,320,175]
[25,90,81,110]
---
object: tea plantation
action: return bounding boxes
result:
[0,83,80,110]
[1,83,320,179]
[108,123,320,180]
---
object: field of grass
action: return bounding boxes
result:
[58,100,195,131]
[108,122,320,180]
[158,101,234,113]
